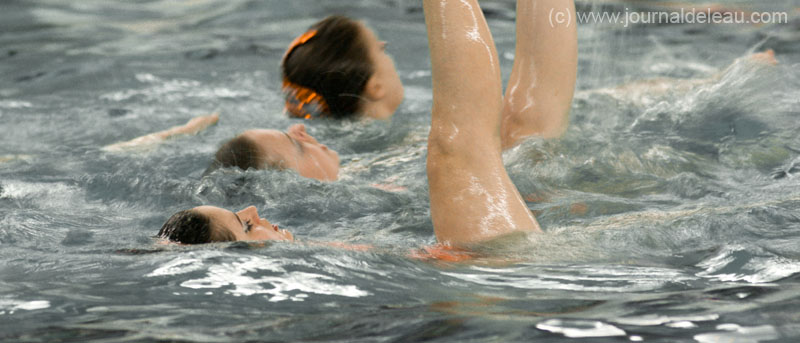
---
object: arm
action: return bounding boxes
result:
[103,112,219,152]
[424,0,541,247]
[501,0,577,149]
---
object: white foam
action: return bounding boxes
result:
[0,299,51,315]
[668,321,699,329]
[445,265,696,292]
[147,256,207,277]
[694,324,779,343]
[613,313,719,327]
[135,73,161,83]
[176,256,370,302]
[100,75,249,102]
[0,100,32,109]
[536,319,626,338]
[0,181,85,208]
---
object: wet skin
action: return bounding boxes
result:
[356,22,405,120]
[194,205,294,242]
[240,123,340,181]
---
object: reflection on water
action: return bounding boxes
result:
[149,253,370,301]
[1,0,799,342]
[694,324,780,343]
[0,299,51,315]
[536,319,626,338]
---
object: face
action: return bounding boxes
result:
[359,23,404,119]
[241,125,339,181]
[195,205,294,242]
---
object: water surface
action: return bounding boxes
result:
[2,0,800,342]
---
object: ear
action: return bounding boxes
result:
[363,74,386,101]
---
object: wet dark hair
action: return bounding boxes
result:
[158,209,236,244]
[204,134,269,175]
[282,15,374,119]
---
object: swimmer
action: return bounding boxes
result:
[159,205,293,244]
[281,15,404,120]
[204,123,340,182]
[158,204,470,260]
[102,112,340,181]
[158,0,578,248]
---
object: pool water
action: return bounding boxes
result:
[2,0,800,342]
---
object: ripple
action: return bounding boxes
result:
[0,100,32,108]
[443,264,697,292]
[0,180,90,211]
[100,73,250,103]
[696,245,800,283]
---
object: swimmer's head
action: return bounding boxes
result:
[206,124,339,181]
[157,208,234,244]
[282,15,403,120]
[158,206,293,244]
[205,134,270,174]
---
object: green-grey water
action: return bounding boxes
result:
[2,0,800,342]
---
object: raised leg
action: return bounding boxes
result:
[501,0,577,150]
[423,0,541,247]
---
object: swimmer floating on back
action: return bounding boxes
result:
[203,124,340,181]
[158,0,579,248]
[102,115,340,181]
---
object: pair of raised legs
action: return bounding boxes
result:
[423,0,577,246]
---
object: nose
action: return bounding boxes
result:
[289,124,321,145]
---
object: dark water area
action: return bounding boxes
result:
[2,0,800,342]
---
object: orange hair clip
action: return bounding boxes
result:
[282,78,330,119]
[283,29,318,62]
